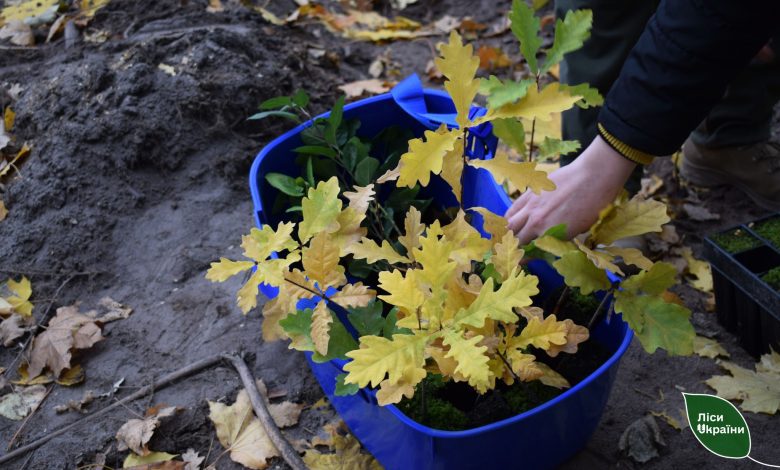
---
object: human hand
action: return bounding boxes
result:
[505,136,637,244]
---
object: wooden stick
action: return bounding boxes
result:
[222,354,307,470]
[0,354,224,465]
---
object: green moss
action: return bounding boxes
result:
[711,228,762,254]
[396,375,469,431]
[754,217,780,250]
[502,381,561,415]
[762,266,780,291]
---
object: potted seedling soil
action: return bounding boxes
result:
[704,213,780,357]
[208,3,694,469]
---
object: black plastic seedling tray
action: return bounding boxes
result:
[703,213,780,358]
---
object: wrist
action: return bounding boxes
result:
[574,136,637,194]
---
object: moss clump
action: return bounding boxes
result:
[502,381,561,415]
[711,228,762,254]
[397,375,468,431]
[754,217,780,250]
[762,266,780,291]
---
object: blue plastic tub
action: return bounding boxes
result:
[249,76,633,470]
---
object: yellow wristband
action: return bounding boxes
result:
[597,123,656,165]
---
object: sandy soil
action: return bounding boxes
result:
[0,0,777,468]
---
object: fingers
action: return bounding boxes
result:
[507,210,528,238]
[504,190,531,219]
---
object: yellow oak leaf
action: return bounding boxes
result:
[533,235,576,257]
[471,82,582,125]
[591,195,669,245]
[242,222,297,261]
[376,167,400,183]
[573,239,624,276]
[345,237,411,265]
[613,291,694,355]
[330,282,375,308]
[413,233,457,290]
[621,262,676,296]
[398,206,424,258]
[376,366,426,406]
[442,210,491,271]
[331,207,368,253]
[278,268,318,311]
[440,145,464,203]
[453,269,538,328]
[208,391,279,469]
[237,271,264,314]
[435,31,481,129]
[4,276,33,317]
[545,319,589,357]
[378,269,425,317]
[492,231,524,281]
[504,348,542,382]
[206,258,255,282]
[706,358,780,414]
[310,301,332,356]
[343,184,375,215]
[298,177,342,243]
[604,246,654,271]
[427,342,461,378]
[344,333,428,388]
[515,315,568,350]
[552,251,611,295]
[467,153,555,195]
[397,126,462,188]
[261,297,287,341]
[443,330,491,393]
[235,253,299,314]
[470,207,511,242]
[302,232,346,289]
[536,362,570,388]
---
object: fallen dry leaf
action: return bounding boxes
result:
[618,415,665,463]
[680,247,713,292]
[116,406,178,455]
[338,79,392,98]
[477,45,511,70]
[27,304,104,380]
[303,424,381,470]
[122,451,180,468]
[54,389,95,413]
[0,313,32,346]
[693,335,729,359]
[706,353,780,414]
[206,0,223,13]
[4,107,14,132]
[97,296,133,323]
[208,391,279,469]
[649,409,685,431]
[182,448,204,470]
[0,21,34,46]
[0,144,31,178]
[1,276,33,317]
[0,0,59,25]
[639,175,664,198]
[56,364,86,386]
[46,14,66,42]
[0,384,46,420]
[682,203,719,222]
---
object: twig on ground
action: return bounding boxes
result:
[222,353,307,470]
[7,385,54,451]
[0,354,224,465]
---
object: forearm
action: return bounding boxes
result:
[599,0,779,158]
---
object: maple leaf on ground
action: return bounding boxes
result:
[26,305,104,378]
[467,153,555,195]
[116,406,177,456]
[693,335,729,359]
[0,313,33,346]
[181,449,204,470]
[303,429,382,470]
[122,452,179,468]
[706,354,780,414]
[396,125,462,188]
[1,276,33,317]
[298,177,342,243]
[435,31,481,128]
[0,384,46,421]
[208,390,279,469]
